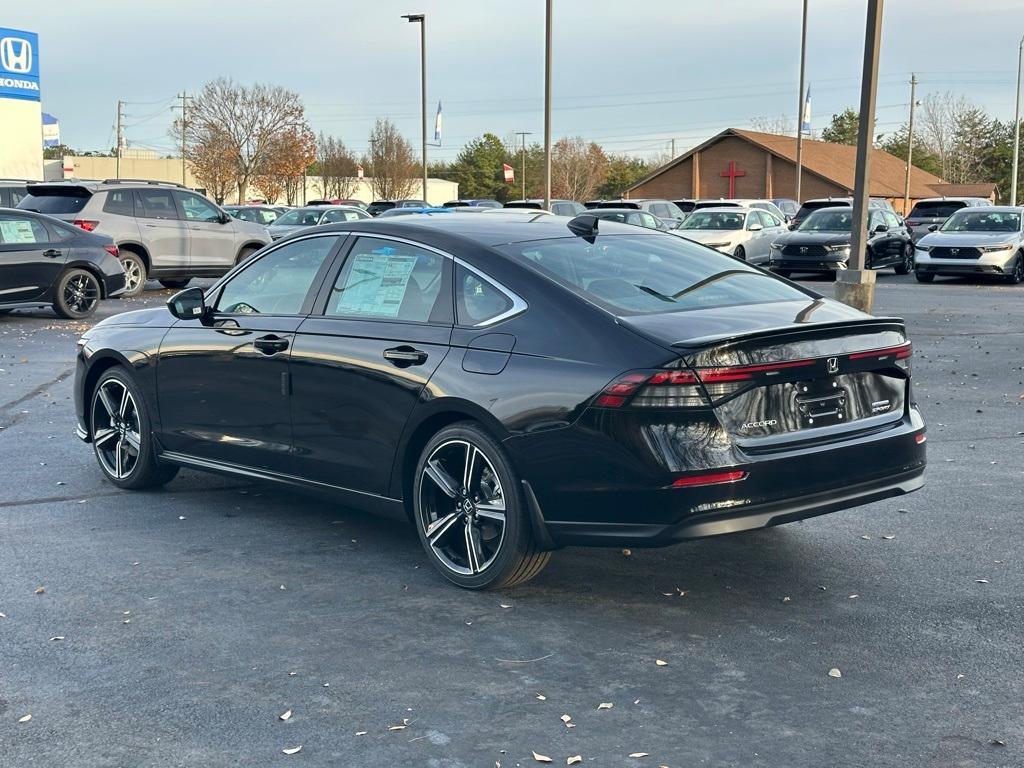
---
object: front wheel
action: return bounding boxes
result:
[915,271,935,283]
[895,243,914,275]
[733,246,746,261]
[1007,254,1024,285]
[90,368,178,490]
[53,268,100,319]
[413,422,550,589]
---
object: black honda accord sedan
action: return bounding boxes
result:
[1,207,126,319]
[73,213,926,588]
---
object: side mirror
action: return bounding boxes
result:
[927,224,939,232]
[167,286,207,320]
[873,223,888,233]
[748,223,764,232]
[787,223,796,231]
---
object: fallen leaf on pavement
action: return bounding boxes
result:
[828,668,842,678]
[560,714,572,724]
[848,595,859,599]
[622,549,632,556]
[629,752,649,758]
[500,603,512,609]
[34,586,45,595]
[598,702,613,710]
[355,730,367,736]
[781,596,791,603]
[532,751,552,763]
[655,659,668,666]
[49,636,65,641]
[281,745,302,755]
[568,756,582,765]
[0,612,6,618]
[18,714,32,723]
[535,693,547,701]
[975,579,989,584]
[279,709,292,721]
[882,535,895,540]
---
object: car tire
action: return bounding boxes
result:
[734,246,746,261]
[119,251,147,297]
[413,421,551,590]
[1007,254,1024,285]
[895,243,914,275]
[159,279,191,290]
[235,246,259,266]
[915,271,935,283]
[53,268,101,319]
[90,368,179,490]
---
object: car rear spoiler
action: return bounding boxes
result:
[670,316,906,351]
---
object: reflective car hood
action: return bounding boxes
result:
[774,231,852,246]
[233,219,271,237]
[89,307,171,329]
[675,229,743,244]
[917,230,1020,247]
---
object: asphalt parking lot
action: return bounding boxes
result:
[1,273,1022,768]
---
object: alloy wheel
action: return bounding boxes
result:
[418,439,507,576]
[92,378,142,480]
[63,273,99,315]
[122,258,143,294]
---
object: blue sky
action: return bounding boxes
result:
[5,0,1023,160]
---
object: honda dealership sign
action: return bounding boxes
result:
[0,28,40,101]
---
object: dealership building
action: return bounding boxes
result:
[0,26,43,180]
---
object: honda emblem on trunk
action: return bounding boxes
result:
[827,357,839,374]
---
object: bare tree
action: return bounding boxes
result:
[750,114,795,135]
[551,137,608,201]
[314,134,359,200]
[919,91,972,180]
[365,119,419,200]
[177,78,311,203]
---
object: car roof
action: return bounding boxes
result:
[912,197,989,204]
[947,205,1021,213]
[296,211,654,248]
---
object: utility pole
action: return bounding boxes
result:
[902,74,918,215]
[543,0,553,210]
[795,0,808,203]
[1011,35,1023,206]
[516,131,532,200]
[836,0,884,314]
[403,14,428,202]
[173,92,192,187]
[671,138,676,158]
[115,100,125,179]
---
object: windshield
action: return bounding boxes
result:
[679,211,745,230]
[497,234,806,315]
[273,208,322,227]
[940,211,1020,233]
[799,209,853,232]
[908,201,966,219]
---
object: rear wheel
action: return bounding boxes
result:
[413,422,550,589]
[90,368,178,490]
[895,243,914,275]
[53,268,100,319]
[119,251,147,297]
[733,245,746,261]
[159,279,191,290]
[1007,254,1024,285]
[915,271,935,283]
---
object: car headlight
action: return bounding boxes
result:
[824,244,851,253]
[915,245,932,252]
[980,244,1013,252]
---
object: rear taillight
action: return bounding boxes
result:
[849,342,912,373]
[103,244,119,258]
[671,470,747,488]
[73,219,99,232]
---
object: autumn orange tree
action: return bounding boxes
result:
[253,126,316,204]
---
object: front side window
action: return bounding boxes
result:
[883,211,901,229]
[137,189,178,220]
[178,192,222,222]
[216,235,338,315]
[640,213,661,229]
[940,211,1020,232]
[326,238,446,323]
[500,234,807,316]
[456,266,514,325]
[0,214,49,245]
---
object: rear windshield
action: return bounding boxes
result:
[908,201,967,219]
[497,234,806,315]
[18,189,91,214]
[796,201,847,218]
[940,211,1020,232]
[274,208,322,226]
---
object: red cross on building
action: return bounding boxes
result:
[719,160,746,197]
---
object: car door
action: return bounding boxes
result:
[0,213,68,303]
[289,235,453,495]
[135,187,188,271]
[754,211,785,264]
[883,211,907,264]
[155,233,343,469]
[176,191,235,270]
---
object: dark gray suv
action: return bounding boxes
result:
[18,180,271,296]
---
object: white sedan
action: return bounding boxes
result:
[672,207,788,264]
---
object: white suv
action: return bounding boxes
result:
[18,180,271,295]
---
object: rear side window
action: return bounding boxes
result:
[137,189,179,220]
[499,234,806,316]
[456,266,513,325]
[18,189,91,214]
[103,189,135,216]
[907,201,966,218]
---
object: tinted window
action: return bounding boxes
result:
[217,235,338,315]
[456,266,514,325]
[7,186,28,207]
[940,211,1021,232]
[178,192,222,222]
[0,214,50,244]
[137,189,179,220]
[499,234,806,315]
[18,189,91,214]
[800,209,853,231]
[326,237,445,323]
[907,201,967,219]
[680,211,745,230]
[320,209,366,223]
[103,189,135,216]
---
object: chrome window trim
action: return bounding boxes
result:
[336,231,528,328]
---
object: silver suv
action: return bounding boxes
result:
[18,180,271,295]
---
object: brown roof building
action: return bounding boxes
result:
[625,128,971,214]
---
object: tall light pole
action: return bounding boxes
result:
[794,0,808,203]
[1011,34,1023,206]
[516,131,532,199]
[403,13,428,202]
[543,0,553,210]
[836,0,884,314]
[903,73,918,215]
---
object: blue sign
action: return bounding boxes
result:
[0,27,40,102]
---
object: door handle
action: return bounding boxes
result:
[43,249,62,258]
[383,346,428,366]
[253,334,290,355]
